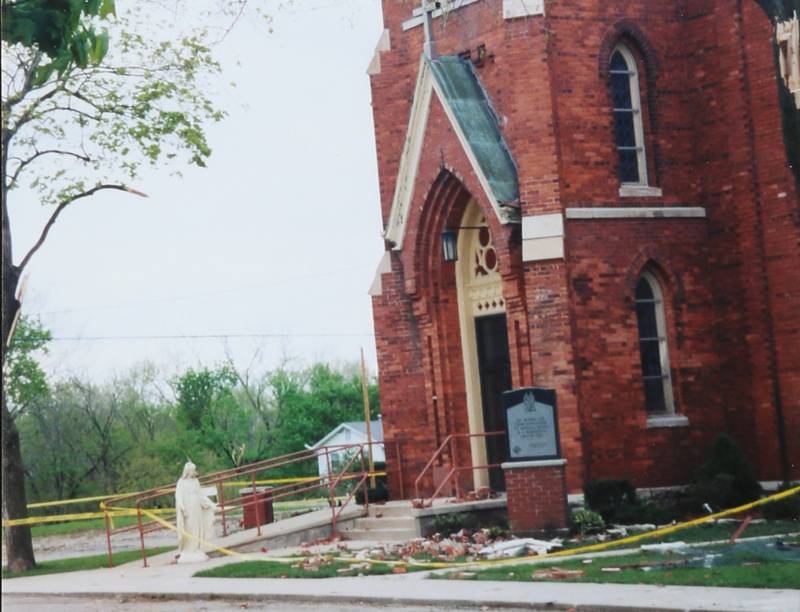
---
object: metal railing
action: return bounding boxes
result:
[413,431,505,507]
[102,440,395,568]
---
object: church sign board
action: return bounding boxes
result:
[502,388,560,461]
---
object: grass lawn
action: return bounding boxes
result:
[2,546,174,579]
[195,558,409,579]
[633,519,799,544]
[437,540,800,589]
[560,519,799,551]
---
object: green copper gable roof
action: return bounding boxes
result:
[429,55,519,204]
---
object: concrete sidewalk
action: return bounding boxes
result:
[3,551,798,612]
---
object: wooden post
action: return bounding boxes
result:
[360,348,376,488]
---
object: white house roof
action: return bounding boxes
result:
[308,419,384,450]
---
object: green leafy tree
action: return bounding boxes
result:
[269,363,380,471]
[2,0,115,84]
[1,314,50,571]
[1,1,223,571]
[20,381,91,503]
[174,366,257,468]
[3,315,50,411]
[19,364,179,503]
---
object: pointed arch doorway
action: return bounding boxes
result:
[456,199,512,491]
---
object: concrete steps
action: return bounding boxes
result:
[364,501,417,518]
[341,503,418,542]
[354,516,414,530]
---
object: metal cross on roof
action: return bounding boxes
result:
[421,0,438,59]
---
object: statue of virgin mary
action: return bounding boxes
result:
[175,461,216,563]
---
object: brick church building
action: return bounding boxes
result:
[367,0,799,498]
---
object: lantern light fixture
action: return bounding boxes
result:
[440,226,486,262]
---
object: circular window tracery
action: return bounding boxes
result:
[472,217,499,279]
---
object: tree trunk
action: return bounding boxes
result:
[2,172,36,570]
[1,393,36,572]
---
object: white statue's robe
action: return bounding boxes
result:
[175,462,216,564]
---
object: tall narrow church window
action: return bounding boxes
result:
[609,44,647,185]
[635,272,673,414]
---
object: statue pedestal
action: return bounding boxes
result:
[502,459,568,534]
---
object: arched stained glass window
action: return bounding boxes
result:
[635,271,673,414]
[610,44,648,185]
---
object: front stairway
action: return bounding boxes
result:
[340,495,507,542]
[340,501,419,542]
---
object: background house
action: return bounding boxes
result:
[307,419,385,478]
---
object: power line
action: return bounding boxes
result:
[30,264,374,316]
[50,333,375,341]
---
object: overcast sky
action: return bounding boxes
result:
[9,0,388,381]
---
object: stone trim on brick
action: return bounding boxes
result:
[502,0,545,20]
[366,29,391,76]
[646,414,689,429]
[521,213,564,262]
[565,207,706,219]
[619,185,663,198]
[383,57,433,250]
[368,251,393,297]
[502,458,567,469]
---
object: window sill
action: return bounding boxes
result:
[646,414,689,429]
[619,185,663,198]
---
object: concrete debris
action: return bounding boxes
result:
[715,518,765,525]
[337,562,371,573]
[339,528,560,563]
[479,537,563,559]
[616,523,656,532]
[291,554,332,571]
[605,527,628,538]
[461,487,497,502]
[532,567,585,579]
[640,541,687,552]
[450,571,477,579]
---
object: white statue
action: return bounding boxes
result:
[175,461,216,563]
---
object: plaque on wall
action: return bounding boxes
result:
[503,387,560,461]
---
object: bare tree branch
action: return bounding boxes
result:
[17,184,147,273]
[9,149,92,188]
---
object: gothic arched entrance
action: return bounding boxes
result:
[455,199,512,491]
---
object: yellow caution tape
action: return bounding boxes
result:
[133,507,383,567]
[11,479,794,571]
[19,473,387,512]
[93,485,798,571]
[406,484,800,570]
[5,496,336,528]
[135,507,247,560]
[2,507,177,528]
[27,493,124,509]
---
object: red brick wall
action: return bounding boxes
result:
[504,462,569,533]
[566,218,726,487]
[677,0,800,479]
[370,0,799,499]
